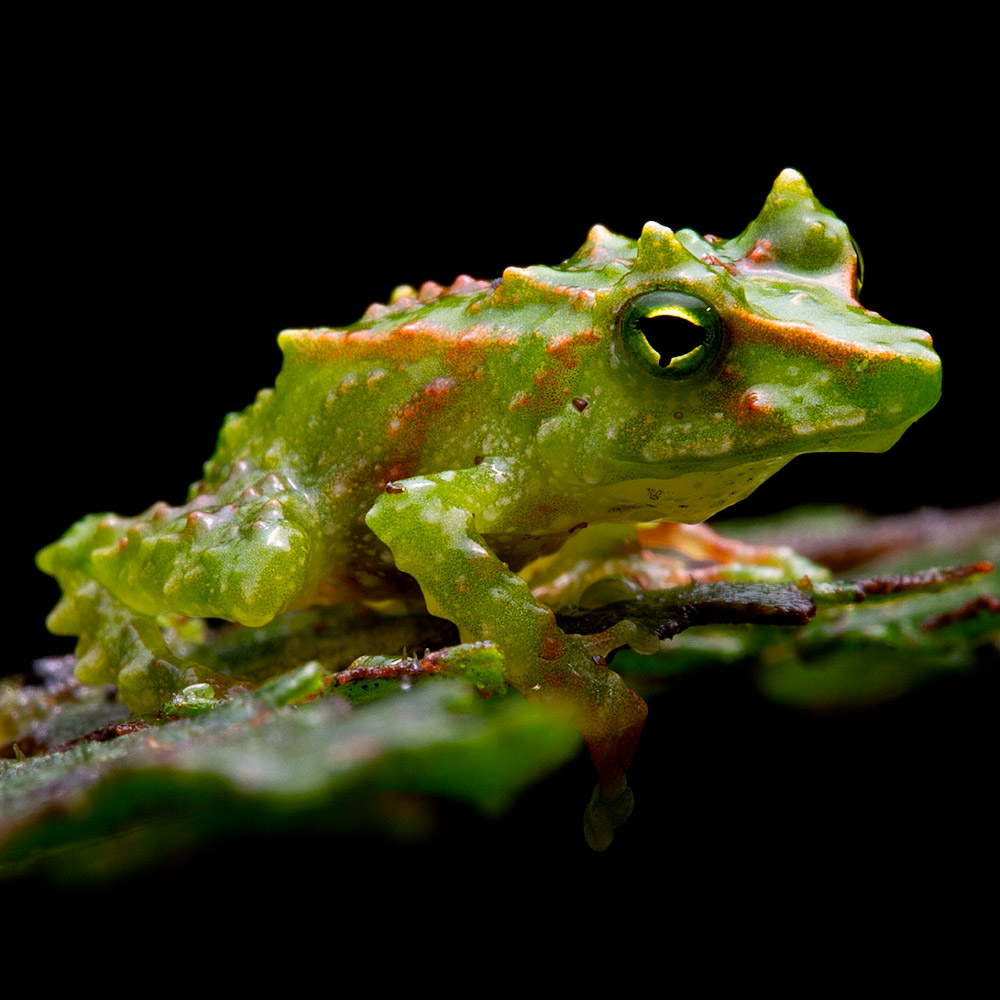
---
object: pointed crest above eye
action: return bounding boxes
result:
[723,168,858,282]
[768,167,813,204]
[562,224,635,268]
[635,222,698,273]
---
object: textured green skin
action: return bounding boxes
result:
[37,170,941,831]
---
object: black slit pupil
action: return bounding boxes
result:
[637,314,703,367]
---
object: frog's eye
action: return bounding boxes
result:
[621,291,722,378]
[849,236,864,295]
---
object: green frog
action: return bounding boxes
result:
[37,169,942,847]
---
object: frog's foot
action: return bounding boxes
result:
[517,625,649,850]
[584,783,635,852]
[577,671,646,851]
[337,629,648,850]
[638,521,830,583]
[45,576,213,713]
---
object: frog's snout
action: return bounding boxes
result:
[836,334,942,453]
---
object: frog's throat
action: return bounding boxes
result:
[573,459,792,526]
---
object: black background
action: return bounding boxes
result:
[10,54,996,898]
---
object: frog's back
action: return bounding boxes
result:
[195,255,633,543]
[192,273,589,589]
[38,266,609,629]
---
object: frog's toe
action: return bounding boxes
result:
[116,652,189,714]
[583,783,635,851]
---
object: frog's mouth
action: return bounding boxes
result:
[587,408,924,524]
[680,349,938,468]
[808,422,915,455]
[608,409,926,476]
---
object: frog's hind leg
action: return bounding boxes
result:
[37,473,318,710]
[76,475,315,628]
[43,573,213,712]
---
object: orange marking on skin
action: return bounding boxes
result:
[726,313,908,368]
[546,327,599,361]
[538,632,565,661]
[746,239,774,264]
[639,521,780,565]
[443,330,509,380]
[529,366,573,410]
[446,274,491,296]
[735,388,776,425]
[282,317,468,367]
[374,461,415,491]
[377,376,461,487]
[387,377,458,436]
[701,253,739,276]
[515,328,600,411]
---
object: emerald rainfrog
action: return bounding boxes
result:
[37,169,942,847]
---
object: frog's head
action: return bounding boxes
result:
[529,169,941,523]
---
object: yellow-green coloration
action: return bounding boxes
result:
[37,170,941,848]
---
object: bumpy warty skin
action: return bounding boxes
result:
[37,169,941,847]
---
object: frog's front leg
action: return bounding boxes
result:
[365,460,648,849]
